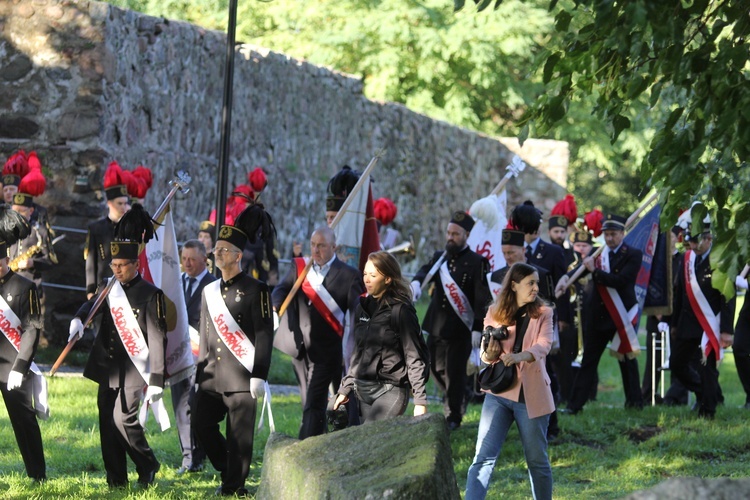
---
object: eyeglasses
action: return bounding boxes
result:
[109,262,135,270]
[214,247,240,255]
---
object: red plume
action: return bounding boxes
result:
[506,219,518,230]
[551,194,577,226]
[27,151,42,171]
[583,209,604,237]
[133,166,153,189]
[373,197,398,226]
[122,170,139,198]
[247,167,267,193]
[3,150,29,177]
[208,208,217,225]
[103,161,125,188]
[19,166,46,196]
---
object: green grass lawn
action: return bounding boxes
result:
[2,295,749,498]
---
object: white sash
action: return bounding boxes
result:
[205,281,255,373]
[108,279,151,383]
[684,250,723,362]
[0,295,49,420]
[439,261,474,330]
[598,248,640,358]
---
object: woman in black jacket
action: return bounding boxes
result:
[333,251,429,422]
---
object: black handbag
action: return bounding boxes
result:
[477,315,529,394]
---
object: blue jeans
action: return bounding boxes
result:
[465,393,552,500]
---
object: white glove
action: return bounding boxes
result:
[273,311,279,331]
[68,317,84,343]
[555,275,570,297]
[250,378,266,399]
[410,280,422,302]
[657,322,669,335]
[736,275,748,290]
[7,370,23,391]
[471,330,482,349]
[145,385,163,403]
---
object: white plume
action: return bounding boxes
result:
[470,195,500,230]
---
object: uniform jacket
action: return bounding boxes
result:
[671,251,734,339]
[84,217,116,295]
[578,243,642,335]
[182,271,218,330]
[414,246,491,338]
[340,296,429,405]
[77,275,167,388]
[196,272,274,392]
[527,239,571,324]
[0,271,42,383]
[483,305,555,419]
[8,221,57,282]
[271,257,363,364]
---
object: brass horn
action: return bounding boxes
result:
[386,240,415,257]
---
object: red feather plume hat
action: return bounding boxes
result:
[373,197,398,226]
[103,161,130,201]
[549,194,577,229]
[14,151,46,207]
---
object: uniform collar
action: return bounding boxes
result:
[222,271,245,288]
[0,269,14,285]
[120,273,142,289]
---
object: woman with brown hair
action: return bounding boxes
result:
[466,262,554,500]
[333,251,429,422]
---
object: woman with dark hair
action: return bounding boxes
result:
[466,262,554,500]
[333,251,429,422]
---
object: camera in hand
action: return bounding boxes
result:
[326,398,349,432]
[482,325,509,347]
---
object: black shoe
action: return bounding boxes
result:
[215,485,250,497]
[138,463,160,487]
[447,421,461,431]
[742,402,750,410]
[108,481,127,490]
[188,463,204,473]
[698,410,715,420]
[559,407,581,415]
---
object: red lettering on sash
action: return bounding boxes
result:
[214,313,249,358]
[111,306,143,356]
[0,312,22,350]
[446,282,467,315]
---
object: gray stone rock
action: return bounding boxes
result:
[621,477,750,500]
[258,413,460,500]
[2,54,33,81]
[0,116,39,138]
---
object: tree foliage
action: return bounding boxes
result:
[459,0,750,294]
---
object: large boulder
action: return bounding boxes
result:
[622,477,750,499]
[258,413,460,499]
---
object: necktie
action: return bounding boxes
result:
[525,245,533,262]
[185,277,196,302]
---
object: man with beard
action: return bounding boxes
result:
[411,211,491,430]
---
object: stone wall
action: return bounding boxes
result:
[1,0,567,343]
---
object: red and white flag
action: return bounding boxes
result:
[334,180,380,271]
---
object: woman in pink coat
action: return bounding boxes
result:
[466,262,554,500]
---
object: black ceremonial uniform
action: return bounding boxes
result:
[84,217,116,296]
[567,242,644,412]
[670,250,734,417]
[241,235,280,286]
[193,272,274,495]
[75,275,167,487]
[0,270,45,481]
[8,220,57,287]
[414,246,491,426]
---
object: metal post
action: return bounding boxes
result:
[216,0,239,229]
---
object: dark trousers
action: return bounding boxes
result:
[670,337,720,415]
[193,388,257,493]
[734,310,750,404]
[170,374,204,468]
[1,377,46,480]
[292,356,342,439]
[97,386,160,486]
[429,334,472,424]
[555,323,577,403]
[568,328,643,411]
[358,384,409,423]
